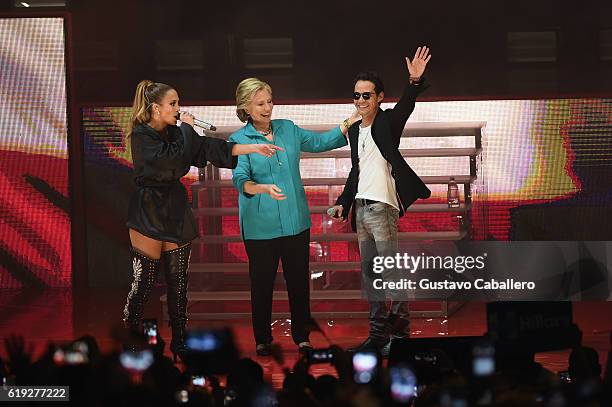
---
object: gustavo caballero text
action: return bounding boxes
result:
[373,278,536,290]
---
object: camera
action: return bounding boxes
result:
[308,348,334,364]
[142,318,158,346]
[353,351,378,384]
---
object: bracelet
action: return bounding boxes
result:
[342,119,350,130]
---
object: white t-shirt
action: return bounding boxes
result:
[355,125,399,209]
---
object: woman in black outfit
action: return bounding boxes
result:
[123,80,281,360]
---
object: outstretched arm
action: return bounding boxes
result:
[388,46,432,134]
[231,143,283,157]
[299,110,361,153]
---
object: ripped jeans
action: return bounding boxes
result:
[356,199,409,340]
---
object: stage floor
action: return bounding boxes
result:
[0,288,610,387]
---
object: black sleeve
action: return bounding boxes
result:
[386,79,429,139]
[180,123,238,169]
[137,125,191,171]
[196,137,238,169]
[334,165,358,219]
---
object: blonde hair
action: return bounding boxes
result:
[126,80,173,138]
[235,78,272,122]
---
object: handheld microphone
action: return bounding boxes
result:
[177,112,217,131]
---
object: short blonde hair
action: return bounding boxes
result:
[235,78,272,122]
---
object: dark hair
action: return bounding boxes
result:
[353,71,385,94]
[127,80,174,138]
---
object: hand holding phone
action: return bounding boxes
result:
[353,351,378,384]
[119,349,154,372]
[390,365,417,402]
[143,319,158,346]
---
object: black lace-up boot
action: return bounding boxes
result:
[162,244,191,362]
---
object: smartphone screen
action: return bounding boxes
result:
[53,342,89,366]
[143,319,158,346]
[186,331,222,352]
[353,352,377,384]
[120,349,154,372]
[390,365,417,402]
[472,343,495,377]
[191,375,206,387]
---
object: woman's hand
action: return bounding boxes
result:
[179,111,195,126]
[260,184,286,200]
[251,143,284,158]
[341,109,362,134]
[348,108,361,127]
[405,46,431,81]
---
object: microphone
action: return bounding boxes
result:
[327,207,340,218]
[177,112,217,131]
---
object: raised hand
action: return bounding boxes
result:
[4,335,34,377]
[405,46,432,80]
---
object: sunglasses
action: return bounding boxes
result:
[353,91,377,100]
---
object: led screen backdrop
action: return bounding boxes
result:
[82,98,612,285]
[0,17,71,288]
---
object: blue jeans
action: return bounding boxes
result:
[356,199,409,340]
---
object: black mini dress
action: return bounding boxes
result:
[126,123,237,245]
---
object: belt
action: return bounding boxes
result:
[357,198,378,206]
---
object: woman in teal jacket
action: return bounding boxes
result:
[230,78,359,355]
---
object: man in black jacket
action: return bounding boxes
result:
[329,47,432,353]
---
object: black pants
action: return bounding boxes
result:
[244,229,311,345]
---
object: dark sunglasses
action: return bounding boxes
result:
[353,91,377,100]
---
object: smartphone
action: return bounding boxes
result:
[143,319,158,345]
[308,348,333,364]
[119,349,154,372]
[186,330,222,352]
[53,341,89,365]
[191,375,206,387]
[414,351,437,364]
[353,351,378,384]
[53,349,87,365]
[472,343,495,377]
[390,365,417,402]
[183,328,239,375]
[558,370,571,384]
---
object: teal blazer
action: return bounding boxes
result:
[229,119,347,240]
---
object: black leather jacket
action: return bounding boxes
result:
[127,123,236,244]
[334,81,432,231]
